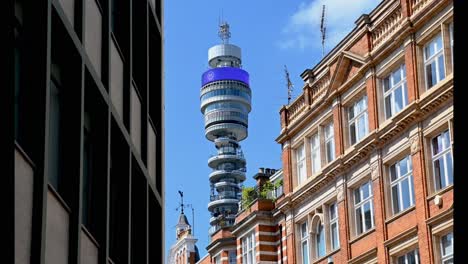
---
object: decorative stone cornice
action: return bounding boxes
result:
[286,220,293,235]
[371,164,380,180]
[337,185,344,202]
[410,134,421,155]
[332,96,341,107]
[365,67,375,79]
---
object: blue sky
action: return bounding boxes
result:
[164,0,381,258]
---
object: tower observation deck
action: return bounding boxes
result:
[200,22,251,235]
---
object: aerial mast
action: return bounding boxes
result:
[284,65,294,104]
[320,5,327,58]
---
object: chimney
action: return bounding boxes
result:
[254,167,269,188]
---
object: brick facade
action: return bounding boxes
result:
[198,1,453,263]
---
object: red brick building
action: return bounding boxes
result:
[198,0,453,263]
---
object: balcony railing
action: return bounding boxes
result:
[287,93,306,124]
[208,218,236,235]
[210,193,240,201]
[411,0,434,15]
[372,6,403,49]
[238,185,278,211]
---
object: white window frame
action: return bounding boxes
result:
[300,222,310,264]
[396,248,420,264]
[440,232,453,263]
[423,33,446,89]
[296,144,307,185]
[354,181,375,235]
[383,64,408,119]
[449,23,453,68]
[242,231,256,264]
[310,133,321,175]
[431,130,453,191]
[214,255,221,264]
[324,122,335,163]
[389,156,415,214]
[348,95,369,145]
[329,202,340,251]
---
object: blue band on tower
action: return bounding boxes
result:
[202,67,250,86]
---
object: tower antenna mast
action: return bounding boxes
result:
[218,18,231,44]
[284,65,294,104]
[320,5,327,58]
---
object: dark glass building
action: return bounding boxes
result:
[13,0,164,263]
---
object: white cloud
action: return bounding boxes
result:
[278,0,382,51]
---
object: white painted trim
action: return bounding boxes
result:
[258,231,281,236]
[256,251,278,256]
[256,241,279,246]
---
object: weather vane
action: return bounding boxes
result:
[177,190,184,214]
[175,190,196,235]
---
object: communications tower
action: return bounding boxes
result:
[200,22,252,235]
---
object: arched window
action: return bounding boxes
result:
[310,213,325,260]
[315,223,325,258]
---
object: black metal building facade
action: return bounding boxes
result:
[13,0,164,263]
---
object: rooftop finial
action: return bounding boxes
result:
[218,20,231,44]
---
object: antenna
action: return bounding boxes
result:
[284,65,294,104]
[320,5,327,58]
[187,205,195,236]
[218,18,231,44]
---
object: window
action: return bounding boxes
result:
[449,23,453,68]
[440,232,453,263]
[48,79,63,193]
[383,64,408,119]
[242,231,256,264]
[296,144,307,185]
[324,122,335,163]
[82,122,94,231]
[214,255,220,264]
[315,221,325,259]
[310,133,321,174]
[300,222,310,264]
[228,251,236,264]
[431,130,453,190]
[348,95,369,145]
[389,156,415,214]
[84,0,102,77]
[424,33,445,89]
[14,46,21,140]
[354,181,374,235]
[131,85,142,154]
[329,203,339,250]
[396,249,420,264]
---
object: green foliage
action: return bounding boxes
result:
[274,179,283,189]
[259,181,274,199]
[241,186,257,210]
[240,179,284,210]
